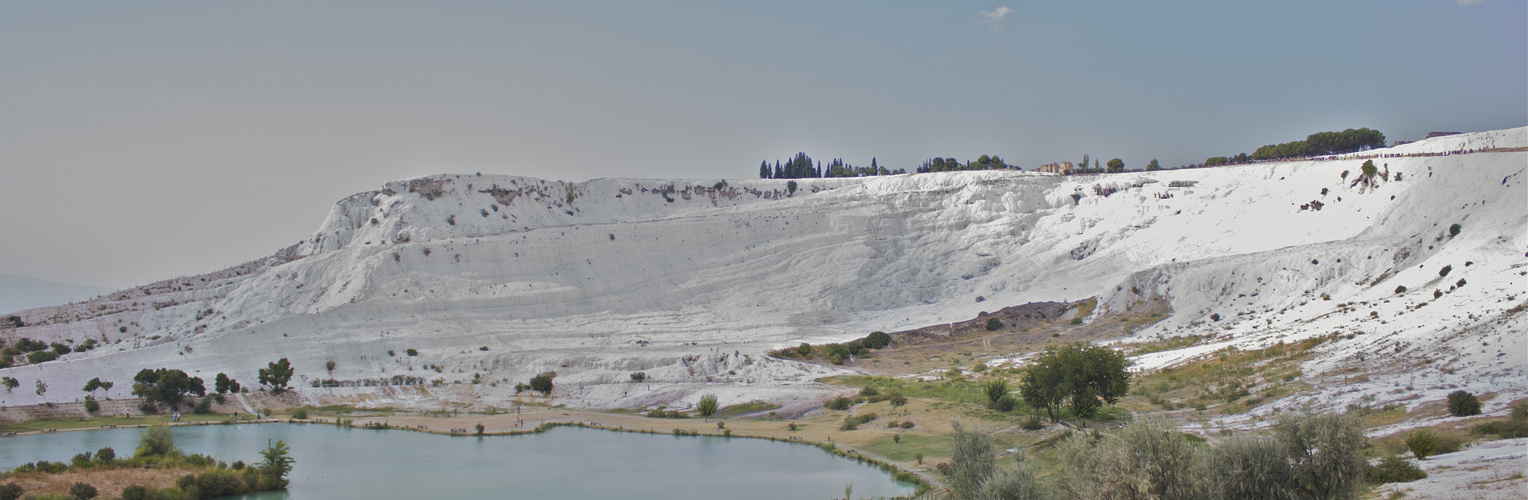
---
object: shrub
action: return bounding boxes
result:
[195,470,248,498]
[95,447,115,463]
[981,379,1010,404]
[291,408,309,420]
[948,421,996,499]
[68,482,98,500]
[1275,411,1367,499]
[193,396,212,414]
[1438,265,1452,278]
[27,350,58,364]
[985,317,1003,331]
[888,392,908,407]
[72,452,93,468]
[529,371,556,395]
[1447,390,1481,417]
[825,397,853,411]
[630,372,645,382]
[1406,430,1436,459]
[1202,434,1290,500]
[84,397,100,414]
[1020,414,1043,430]
[993,395,1017,412]
[405,349,418,356]
[1368,455,1427,484]
[119,485,149,500]
[900,421,915,429]
[863,331,892,349]
[0,483,22,500]
[475,423,485,436]
[1449,223,1461,237]
[136,424,179,457]
[1395,285,1407,294]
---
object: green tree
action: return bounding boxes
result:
[215,373,240,395]
[0,483,19,500]
[325,360,336,375]
[1020,342,1130,423]
[529,371,556,395]
[259,358,294,394]
[259,439,295,489]
[34,379,46,402]
[132,368,206,406]
[948,421,996,499]
[1,377,16,393]
[1106,158,1124,172]
[82,377,108,399]
[1146,159,1161,171]
[696,394,719,420]
[786,180,798,195]
[985,317,1003,331]
[981,379,1010,405]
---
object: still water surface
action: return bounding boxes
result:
[1,424,915,499]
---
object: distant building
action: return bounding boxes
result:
[1037,161,1074,175]
[1425,132,1462,139]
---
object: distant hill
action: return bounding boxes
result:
[0,127,1522,417]
[0,275,112,315]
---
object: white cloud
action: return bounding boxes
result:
[981,6,1013,22]
[1456,0,1484,5]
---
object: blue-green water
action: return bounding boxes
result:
[1,424,915,499]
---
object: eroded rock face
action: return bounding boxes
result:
[2,128,1524,413]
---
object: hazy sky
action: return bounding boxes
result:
[2,1,1524,289]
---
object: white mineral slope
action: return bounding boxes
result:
[0,128,1522,416]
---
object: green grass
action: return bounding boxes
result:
[0,413,235,433]
[859,433,951,463]
[715,400,782,419]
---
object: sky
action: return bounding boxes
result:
[1,1,1524,290]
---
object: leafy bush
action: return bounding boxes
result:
[291,408,309,420]
[1395,285,1407,294]
[27,350,59,364]
[84,397,100,414]
[72,452,93,468]
[136,424,179,457]
[825,397,853,411]
[888,392,908,407]
[68,482,98,500]
[0,483,21,500]
[1368,455,1427,484]
[863,331,892,349]
[1473,401,1528,438]
[1449,223,1461,237]
[1447,390,1481,417]
[985,317,1003,331]
[528,371,556,395]
[193,396,213,414]
[630,372,645,382]
[1405,430,1436,459]
[992,395,1017,412]
[839,412,879,430]
[95,447,115,463]
[1020,415,1043,430]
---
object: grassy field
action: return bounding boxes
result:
[0,412,243,434]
